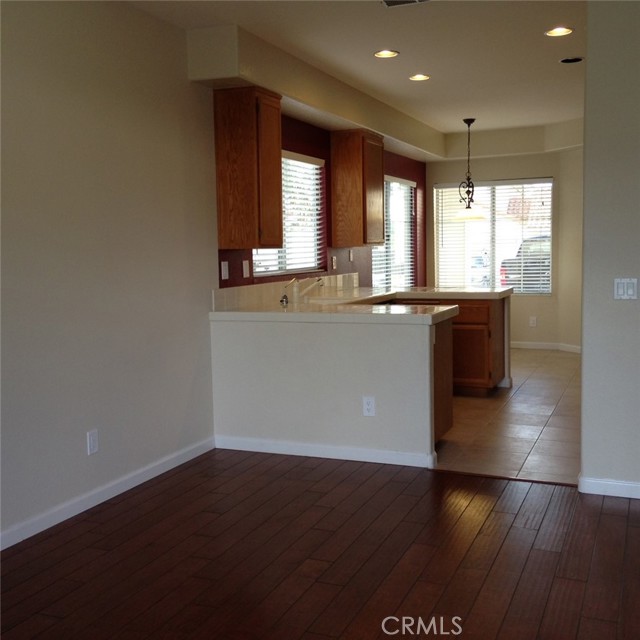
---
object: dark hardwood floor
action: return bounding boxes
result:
[2,449,639,639]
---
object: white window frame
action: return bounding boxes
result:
[434,178,553,295]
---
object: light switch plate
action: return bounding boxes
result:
[614,278,638,299]
[221,261,229,280]
[242,260,250,279]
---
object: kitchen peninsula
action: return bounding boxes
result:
[210,276,512,469]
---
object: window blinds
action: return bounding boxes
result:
[372,178,416,289]
[434,179,552,294]
[253,152,326,275]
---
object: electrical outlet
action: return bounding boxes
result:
[362,396,376,417]
[87,429,99,455]
[529,316,537,328]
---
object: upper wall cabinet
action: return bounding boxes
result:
[214,86,283,249]
[330,129,384,247]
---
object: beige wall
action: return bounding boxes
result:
[426,148,583,351]
[580,2,640,494]
[1,2,217,540]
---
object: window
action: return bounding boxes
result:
[434,179,552,294]
[253,151,326,275]
[372,177,416,289]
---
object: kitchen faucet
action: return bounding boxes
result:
[299,277,324,298]
[279,277,299,306]
[280,277,324,306]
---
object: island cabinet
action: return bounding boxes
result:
[330,129,384,247]
[214,86,283,249]
[450,300,505,394]
[397,297,506,395]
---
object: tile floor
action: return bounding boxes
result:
[436,348,581,485]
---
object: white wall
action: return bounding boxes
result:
[580,2,640,497]
[211,318,435,468]
[426,149,583,352]
[1,2,217,544]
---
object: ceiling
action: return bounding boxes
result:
[133,0,586,135]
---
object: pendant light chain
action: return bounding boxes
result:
[459,117,476,209]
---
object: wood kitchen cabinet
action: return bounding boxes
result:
[450,300,505,394]
[397,297,506,395]
[214,86,282,249]
[433,319,453,441]
[330,129,384,247]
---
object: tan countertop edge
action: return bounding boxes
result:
[209,286,512,324]
[354,286,514,302]
[209,303,460,325]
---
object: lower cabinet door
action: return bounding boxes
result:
[452,324,491,388]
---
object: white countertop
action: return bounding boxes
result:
[300,285,514,305]
[210,284,512,326]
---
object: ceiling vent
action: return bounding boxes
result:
[382,0,429,7]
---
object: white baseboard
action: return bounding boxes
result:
[0,437,216,550]
[215,435,435,470]
[511,341,582,354]
[578,475,640,499]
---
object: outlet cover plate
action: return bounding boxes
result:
[87,429,99,455]
[362,396,376,417]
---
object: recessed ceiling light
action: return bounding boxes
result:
[409,74,430,81]
[374,49,399,58]
[560,56,584,64]
[545,26,574,37]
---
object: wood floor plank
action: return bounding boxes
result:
[194,501,332,608]
[341,542,438,640]
[512,482,555,530]
[493,480,532,514]
[402,468,437,497]
[556,492,603,581]
[496,548,560,640]
[537,576,586,640]
[576,617,618,640]
[2,450,639,640]
[0,613,61,640]
[460,525,538,638]
[265,581,342,640]
[419,489,500,584]
[311,478,409,564]
[416,473,493,537]
[314,489,417,582]
[122,576,214,636]
[380,580,445,640]
[309,520,424,637]
[194,484,325,566]
[533,485,578,552]
[581,513,627,622]
[620,523,640,640]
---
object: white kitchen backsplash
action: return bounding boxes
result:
[212,273,359,311]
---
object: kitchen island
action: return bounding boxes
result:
[209,277,512,468]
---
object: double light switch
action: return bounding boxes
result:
[614,278,638,300]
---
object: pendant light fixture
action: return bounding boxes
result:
[459,118,476,209]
